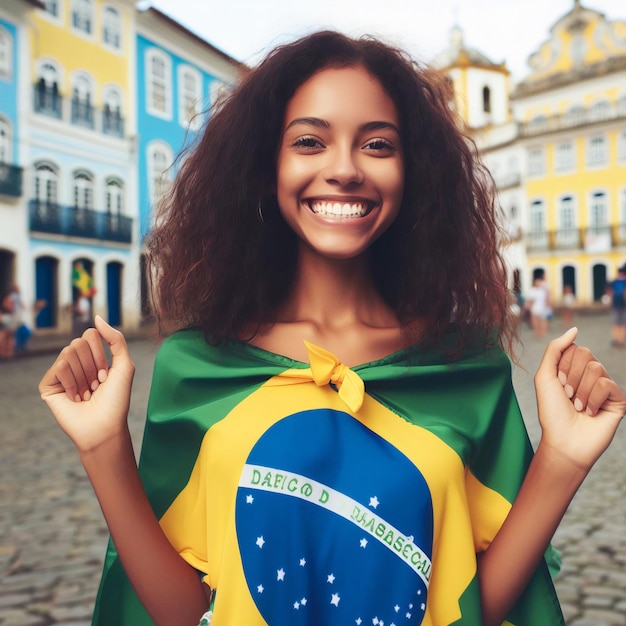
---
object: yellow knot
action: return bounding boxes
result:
[303,341,365,413]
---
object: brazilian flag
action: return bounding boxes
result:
[92,329,564,625]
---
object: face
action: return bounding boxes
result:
[276,65,404,260]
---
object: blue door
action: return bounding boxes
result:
[35,256,58,328]
[107,262,122,326]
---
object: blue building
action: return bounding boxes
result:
[135,6,242,317]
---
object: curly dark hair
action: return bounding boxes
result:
[146,30,516,355]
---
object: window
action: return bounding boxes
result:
[557,195,578,248]
[146,49,172,119]
[617,95,626,117]
[555,141,575,172]
[0,27,12,80]
[71,73,95,129]
[34,61,62,118]
[529,200,545,232]
[589,191,608,230]
[527,114,548,133]
[563,105,585,128]
[34,162,59,205]
[72,0,93,35]
[103,85,124,137]
[559,196,576,230]
[589,100,611,123]
[147,142,174,205]
[586,135,607,166]
[178,65,202,130]
[618,131,626,163]
[72,170,94,209]
[528,147,545,176]
[43,0,59,17]
[482,86,491,114]
[105,177,124,214]
[0,117,11,163]
[102,6,121,49]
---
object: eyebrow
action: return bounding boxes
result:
[284,117,400,134]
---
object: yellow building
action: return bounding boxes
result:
[512,0,626,304]
[435,1,626,306]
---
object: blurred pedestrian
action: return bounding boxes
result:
[561,285,576,329]
[607,263,626,348]
[525,272,551,338]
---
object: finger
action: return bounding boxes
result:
[570,359,607,412]
[536,327,578,385]
[62,343,92,401]
[82,327,109,389]
[562,346,596,400]
[556,344,577,385]
[52,357,83,403]
[94,315,134,376]
[585,376,617,417]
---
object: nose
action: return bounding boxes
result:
[324,145,364,186]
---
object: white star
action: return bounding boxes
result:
[356,619,362,625]
[330,593,340,607]
[360,538,368,548]
[246,494,254,504]
[301,597,307,606]
[406,613,412,619]
[373,618,379,625]
[256,536,265,548]
[277,568,285,581]
[416,589,421,595]
[327,573,335,584]
[409,604,413,609]
[420,603,425,610]
[293,601,300,610]
[257,584,264,593]
[299,558,306,567]
[369,496,380,509]
[394,605,400,612]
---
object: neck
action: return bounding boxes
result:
[278,245,397,330]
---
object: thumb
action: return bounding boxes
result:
[536,326,578,382]
[94,315,133,372]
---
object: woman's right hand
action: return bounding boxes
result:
[39,315,135,454]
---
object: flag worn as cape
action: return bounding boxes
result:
[92,329,564,626]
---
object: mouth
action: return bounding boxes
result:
[307,200,374,219]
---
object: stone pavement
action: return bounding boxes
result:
[0,313,625,625]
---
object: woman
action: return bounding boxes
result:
[39,32,625,626]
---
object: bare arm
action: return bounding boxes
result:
[478,328,625,626]
[39,316,209,625]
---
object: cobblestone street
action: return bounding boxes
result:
[1,313,625,625]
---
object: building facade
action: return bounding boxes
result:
[435,0,626,307]
[0,0,242,338]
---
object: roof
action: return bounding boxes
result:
[431,25,506,71]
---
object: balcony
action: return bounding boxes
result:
[0,163,24,197]
[33,84,125,138]
[71,98,95,130]
[526,225,626,252]
[520,100,626,137]
[29,200,132,243]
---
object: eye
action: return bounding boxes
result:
[291,136,324,150]
[363,138,396,153]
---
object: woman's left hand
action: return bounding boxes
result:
[534,327,626,471]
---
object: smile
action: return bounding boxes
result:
[308,200,372,219]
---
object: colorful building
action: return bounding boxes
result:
[135,6,242,317]
[0,0,44,306]
[435,0,626,307]
[26,0,139,332]
[511,0,626,305]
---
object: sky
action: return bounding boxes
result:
[148,0,625,83]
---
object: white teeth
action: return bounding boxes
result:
[310,201,367,218]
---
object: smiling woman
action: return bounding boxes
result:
[38,30,626,626]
